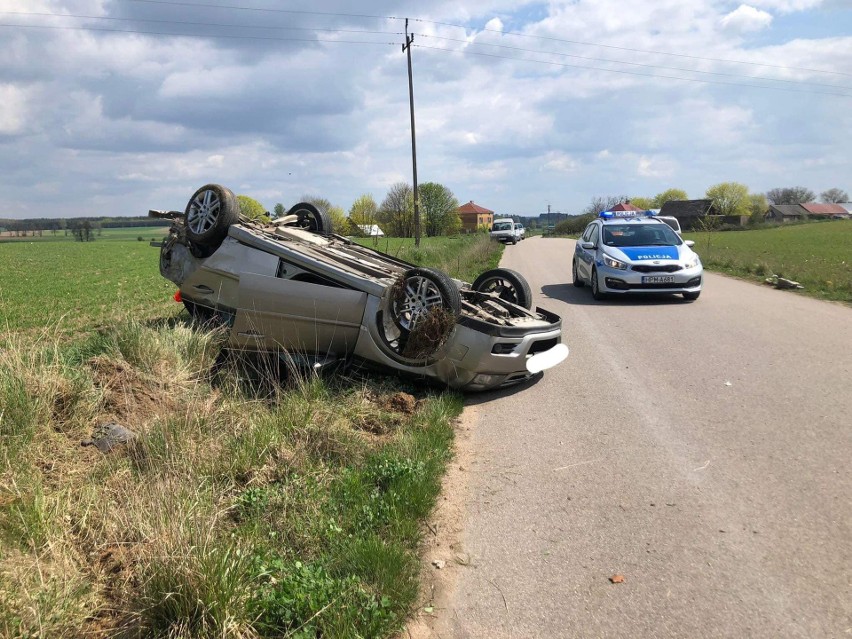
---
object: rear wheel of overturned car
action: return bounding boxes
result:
[572,259,584,288]
[472,268,533,309]
[392,268,461,332]
[184,184,240,252]
[591,267,607,301]
[288,202,332,236]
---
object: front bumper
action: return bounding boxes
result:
[597,262,703,294]
[355,296,567,391]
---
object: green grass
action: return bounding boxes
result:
[1,231,502,334]
[0,238,176,332]
[0,318,461,638]
[354,234,503,283]
[0,228,495,637]
[0,226,169,243]
[685,221,852,303]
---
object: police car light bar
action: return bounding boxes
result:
[598,210,657,219]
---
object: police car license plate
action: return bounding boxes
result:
[642,275,675,284]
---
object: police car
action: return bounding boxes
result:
[572,210,702,301]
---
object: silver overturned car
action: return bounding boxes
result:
[151,184,568,391]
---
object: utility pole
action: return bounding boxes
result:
[547,203,551,233]
[402,19,421,246]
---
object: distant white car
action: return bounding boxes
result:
[516,224,526,240]
[490,218,519,244]
[656,215,682,235]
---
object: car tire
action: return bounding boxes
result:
[472,268,533,309]
[512,238,518,245]
[288,202,333,236]
[591,267,607,300]
[392,267,462,332]
[184,184,240,252]
[572,259,584,288]
[683,291,701,301]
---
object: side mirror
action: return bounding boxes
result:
[685,240,695,248]
[581,241,596,250]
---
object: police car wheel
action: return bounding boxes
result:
[572,259,584,288]
[591,267,607,300]
[683,291,700,301]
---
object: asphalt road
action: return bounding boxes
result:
[427,236,851,638]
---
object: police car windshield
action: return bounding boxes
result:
[602,224,681,247]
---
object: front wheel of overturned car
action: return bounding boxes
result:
[392,267,461,332]
[572,259,584,288]
[591,267,607,301]
[288,202,333,236]
[184,184,240,252]
[472,268,533,309]
[683,291,701,301]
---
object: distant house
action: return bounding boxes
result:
[456,201,494,233]
[800,203,850,219]
[767,203,850,222]
[766,204,806,222]
[357,224,384,236]
[658,199,718,230]
[608,202,645,212]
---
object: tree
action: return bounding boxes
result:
[378,183,414,237]
[748,193,768,223]
[327,205,347,233]
[581,195,628,216]
[629,196,654,209]
[419,182,460,236]
[272,203,286,219]
[237,195,270,223]
[348,194,378,227]
[653,188,689,208]
[820,188,849,203]
[766,186,815,205]
[705,182,750,217]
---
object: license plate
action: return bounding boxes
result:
[642,275,675,284]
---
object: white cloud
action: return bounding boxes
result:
[0,84,29,134]
[748,0,824,13]
[720,5,774,31]
[541,151,578,173]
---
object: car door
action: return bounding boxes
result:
[230,273,368,359]
[575,223,598,280]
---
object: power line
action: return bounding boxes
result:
[115,0,399,22]
[80,0,851,78]
[0,22,401,46]
[420,34,851,91]
[1,10,402,38]
[412,17,851,78]
[414,44,852,97]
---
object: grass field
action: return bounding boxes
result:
[0,229,504,637]
[1,238,176,332]
[354,234,502,283]
[0,226,169,243]
[685,221,852,303]
[2,232,502,333]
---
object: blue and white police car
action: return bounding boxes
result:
[572,210,703,301]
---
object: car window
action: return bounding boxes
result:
[589,225,599,246]
[581,224,594,242]
[493,222,513,231]
[602,223,682,247]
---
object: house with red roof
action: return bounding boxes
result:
[608,202,645,212]
[456,201,494,233]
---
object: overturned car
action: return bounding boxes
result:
[150,184,568,391]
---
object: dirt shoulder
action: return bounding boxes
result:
[406,403,480,638]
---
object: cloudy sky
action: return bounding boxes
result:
[1,0,850,219]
